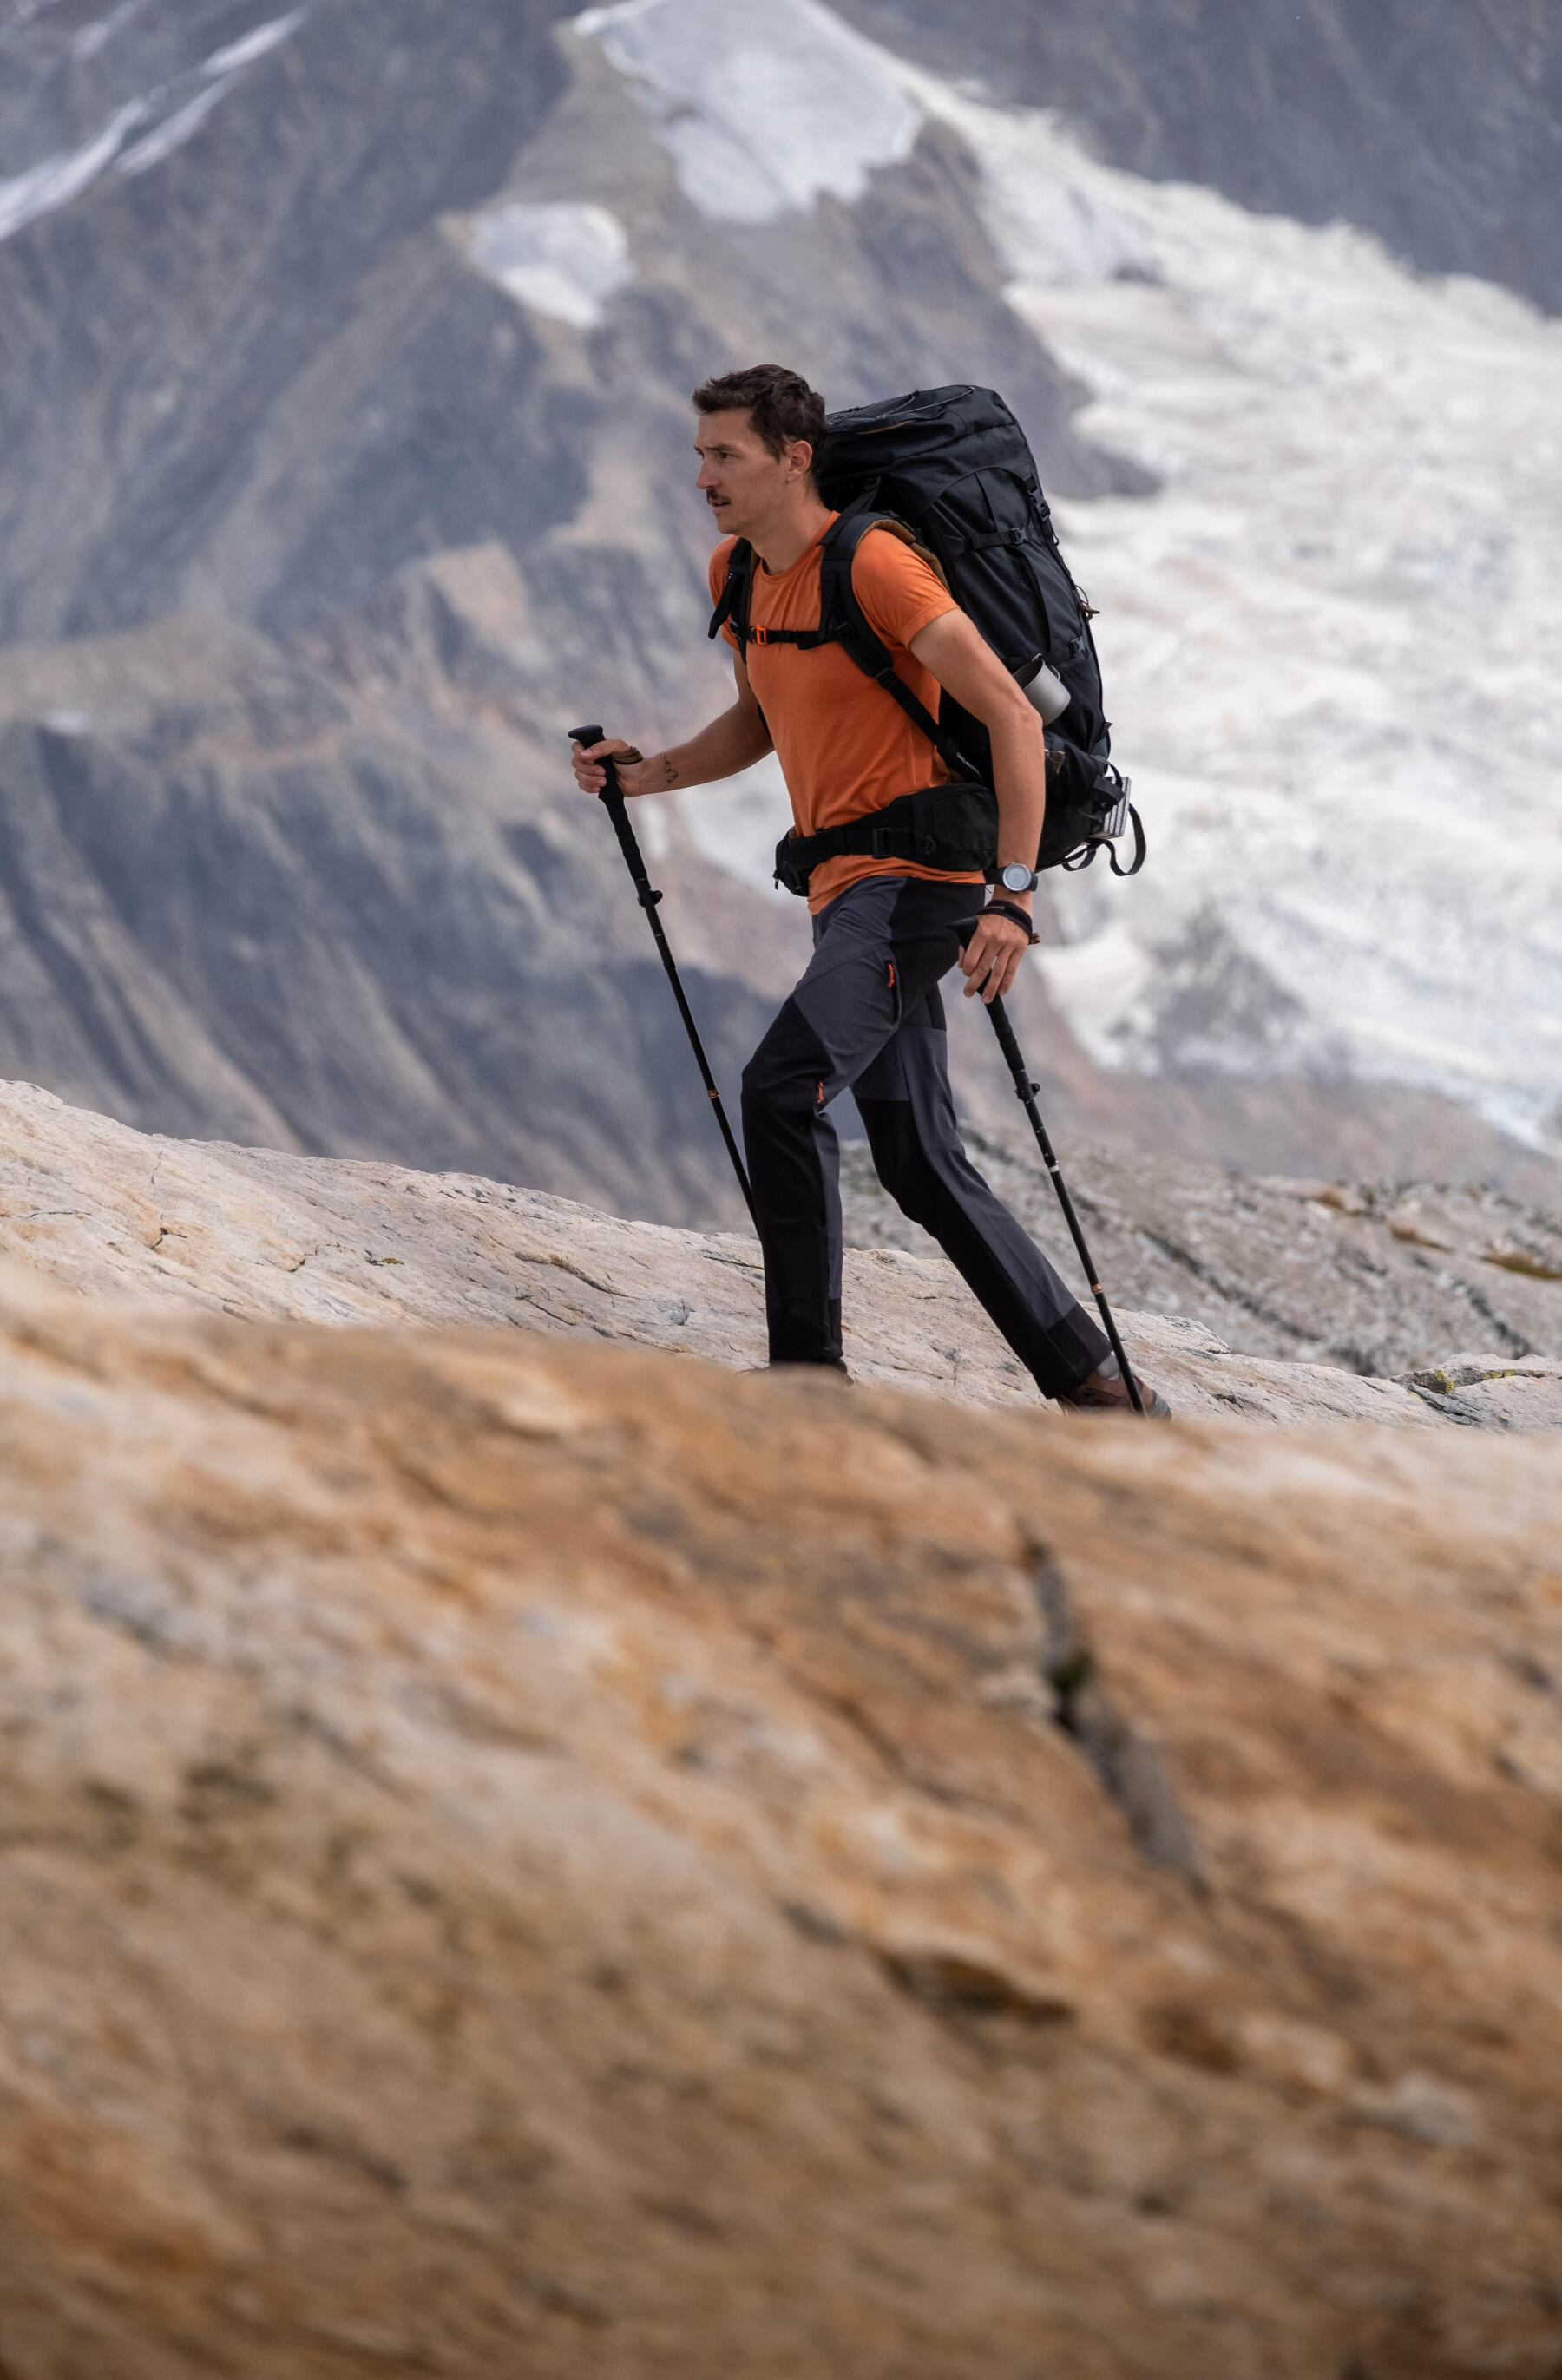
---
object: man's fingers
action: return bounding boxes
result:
[960,921,1028,1002]
[962,941,1000,1000]
[570,736,645,795]
[569,738,613,792]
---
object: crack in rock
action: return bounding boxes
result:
[1399,1246,1532,1355]
[1031,1557,1204,1887]
[1135,1226,1312,1345]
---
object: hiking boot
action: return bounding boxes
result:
[1058,1364,1171,1419]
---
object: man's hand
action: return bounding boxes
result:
[959,906,1032,1004]
[570,737,654,799]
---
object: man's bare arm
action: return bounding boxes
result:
[909,606,1049,1004]
[909,608,1048,875]
[571,654,772,798]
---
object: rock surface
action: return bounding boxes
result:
[1,1249,1561,2377]
[840,1130,1562,1383]
[10,1077,1562,1433]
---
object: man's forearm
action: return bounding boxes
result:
[987,708,1048,884]
[637,703,771,794]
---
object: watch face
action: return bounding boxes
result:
[1001,863,1034,892]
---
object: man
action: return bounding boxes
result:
[572,364,1167,1416]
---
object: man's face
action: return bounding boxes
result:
[694,409,809,537]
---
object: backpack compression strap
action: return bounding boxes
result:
[707,537,757,649]
[706,511,985,785]
[1061,801,1148,879]
[815,511,985,783]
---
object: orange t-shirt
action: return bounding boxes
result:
[708,516,975,913]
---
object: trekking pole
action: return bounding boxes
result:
[568,726,757,1230]
[958,921,1145,1413]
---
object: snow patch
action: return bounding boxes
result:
[468,201,633,330]
[70,0,149,63]
[679,755,795,902]
[1037,922,1154,1020]
[0,11,307,228]
[118,75,240,175]
[0,99,143,240]
[201,11,306,77]
[575,0,921,225]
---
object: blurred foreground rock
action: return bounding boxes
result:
[0,1247,1560,2378]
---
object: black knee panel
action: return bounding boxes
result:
[742,997,834,1118]
[859,1097,945,1229]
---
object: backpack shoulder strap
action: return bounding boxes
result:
[819,512,982,783]
[707,538,757,653]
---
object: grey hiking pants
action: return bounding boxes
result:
[739,873,1110,1395]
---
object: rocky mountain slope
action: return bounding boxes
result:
[6,1079,1562,1433]
[0,0,1126,1221]
[839,0,1562,315]
[1,1158,1560,2375]
[0,599,791,1221]
[1,0,1558,1219]
[840,1130,1562,1385]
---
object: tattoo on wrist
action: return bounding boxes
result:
[660,754,679,790]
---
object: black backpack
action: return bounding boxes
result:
[709,384,1145,897]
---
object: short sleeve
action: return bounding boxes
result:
[850,528,957,652]
[707,535,740,652]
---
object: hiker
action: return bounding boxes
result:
[572,364,1167,1417]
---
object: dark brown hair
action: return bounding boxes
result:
[692,365,827,482]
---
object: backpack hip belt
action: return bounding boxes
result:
[772,782,1000,899]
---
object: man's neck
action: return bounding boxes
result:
[748,491,834,575]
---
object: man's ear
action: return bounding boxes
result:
[786,437,815,483]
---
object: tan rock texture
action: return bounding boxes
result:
[6,1079,1561,1429]
[1,1256,1560,2379]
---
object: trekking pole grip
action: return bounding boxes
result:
[569,724,657,906]
[570,724,615,796]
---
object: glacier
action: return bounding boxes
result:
[200,12,307,78]
[916,83,1562,1152]
[0,98,145,240]
[575,0,921,226]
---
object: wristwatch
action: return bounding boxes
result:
[990,862,1040,895]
